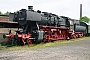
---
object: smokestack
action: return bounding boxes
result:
[80,4,82,18]
[28,6,33,10]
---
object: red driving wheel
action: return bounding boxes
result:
[27,39,32,45]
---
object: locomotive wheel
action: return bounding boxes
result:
[43,34,49,43]
[27,39,32,46]
[10,36,18,46]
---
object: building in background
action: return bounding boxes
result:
[0,15,9,22]
[0,15,18,28]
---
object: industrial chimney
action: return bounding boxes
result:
[28,6,33,11]
[80,4,82,18]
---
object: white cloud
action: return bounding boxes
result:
[0,0,90,19]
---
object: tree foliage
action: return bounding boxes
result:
[4,11,10,16]
[0,11,2,14]
[0,11,18,15]
[14,11,18,14]
[80,16,90,23]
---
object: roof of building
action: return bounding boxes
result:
[0,14,8,17]
[0,21,18,24]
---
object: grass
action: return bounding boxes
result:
[0,36,90,51]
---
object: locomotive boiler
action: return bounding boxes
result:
[3,6,86,45]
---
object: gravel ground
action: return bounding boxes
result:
[0,39,90,60]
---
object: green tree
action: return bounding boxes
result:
[14,11,18,14]
[80,16,90,23]
[0,11,2,14]
[4,11,10,15]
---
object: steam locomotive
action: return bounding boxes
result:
[3,6,86,45]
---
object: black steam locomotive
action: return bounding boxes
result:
[3,6,86,45]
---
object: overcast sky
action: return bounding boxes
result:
[0,0,90,19]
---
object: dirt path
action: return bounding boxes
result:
[0,39,90,60]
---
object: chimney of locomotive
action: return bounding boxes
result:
[80,4,82,18]
[28,6,33,11]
